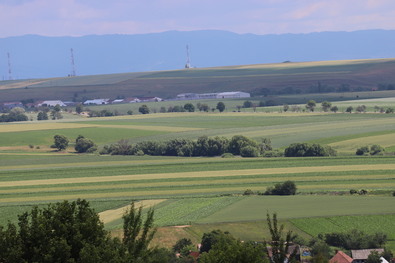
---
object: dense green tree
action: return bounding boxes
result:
[243,100,253,108]
[366,251,381,263]
[200,230,235,253]
[197,103,209,112]
[216,102,226,112]
[240,145,260,157]
[183,103,195,112]
[356,105,367,113]
[37,111,48,120]
[53,134,69,151]
[228,135,259,155]
[321,101,332,112]
[76,103,83,114]
[283,104,289,112]
[199,238,268,263]
[306,100,316,112]
[330,106,339,113]
[139,105,150,114]
[122,202,156,262]
[50,104,63,120]
[173,238,193,253]
[346,106,353,113]
[0,199,110,263]
[75,135,97,153]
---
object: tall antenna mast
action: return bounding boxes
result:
[7,52,12,80]
[185,45,191,69]
[70,48,76,76]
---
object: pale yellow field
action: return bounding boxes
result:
[99,199,166,224]
[3,164,395,188]
[0,121,201,133]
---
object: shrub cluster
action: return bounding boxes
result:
[284,143,337,157]
[101,135,273,157]
[356,145,385,155]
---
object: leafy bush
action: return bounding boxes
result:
[264,181,297,195]
[284,143,336,157]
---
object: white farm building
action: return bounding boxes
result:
[83,99,110,105]
[216,91,250,99]
[176,91,250,100]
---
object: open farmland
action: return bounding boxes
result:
[1,105,395,248]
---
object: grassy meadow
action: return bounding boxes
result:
[1,94,395,249]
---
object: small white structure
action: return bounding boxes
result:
[83,99,110,105]
[37,100,67,107]
[216,91,250,99]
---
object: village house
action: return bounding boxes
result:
[330,251,353,263]
[351,249,385,263]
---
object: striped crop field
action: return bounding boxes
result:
[1,155,395,225]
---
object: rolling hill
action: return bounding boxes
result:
[0,58,395,103]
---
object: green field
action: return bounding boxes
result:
[1,100,395,249]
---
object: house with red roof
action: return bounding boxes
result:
[330,251,353,263]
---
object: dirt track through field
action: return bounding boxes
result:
[2,164,395,188]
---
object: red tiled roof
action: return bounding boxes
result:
[330,251,353,263]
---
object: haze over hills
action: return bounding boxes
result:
[0,29,395,79]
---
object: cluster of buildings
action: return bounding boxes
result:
[330,249,389,263]
[1,91,251,110]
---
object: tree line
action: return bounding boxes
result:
[100,135,274,157]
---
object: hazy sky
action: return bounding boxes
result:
[1,0,395,37]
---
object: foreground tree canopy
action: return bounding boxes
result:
[0,200,162,263]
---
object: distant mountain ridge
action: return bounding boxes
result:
[0,29,394,79]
